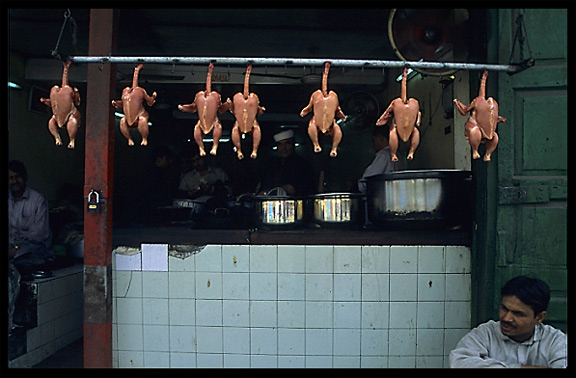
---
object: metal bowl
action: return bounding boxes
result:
[252,196,305,230]
[366,169,472,228]
[309,193,365,228]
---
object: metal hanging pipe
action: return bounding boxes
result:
[68,56,522,74]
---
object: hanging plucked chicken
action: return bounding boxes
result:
[40,60,81,149]
[112,64,157,146]
[376,67,421,161]
[453,70,506,162]
[300,62,346,157]
[178,63,229,156]
[227,64,265,159]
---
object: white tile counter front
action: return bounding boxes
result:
[112,244,471,368]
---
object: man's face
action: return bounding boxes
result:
[372,134,388,152]
[8,169,26,195]
[499,295,546,342]
[276,138,295,159]
[191,155,207,171]
[155,156,169,168]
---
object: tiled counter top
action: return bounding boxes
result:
[113,226,471,248]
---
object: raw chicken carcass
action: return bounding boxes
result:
[376,67,421,161]
[112,64,157,146]
[300,62,346,157]
[228,64,265,159]
[179,63,229,156]
[40,60,81,149]
[453,70,506,161]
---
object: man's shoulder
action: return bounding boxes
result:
[182,170,198,179]
[539,323,567,340]
[290,154,312,167]
[24,186,47,201]
[469,320,501,336]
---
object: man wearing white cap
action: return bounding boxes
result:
[258,129,315,196]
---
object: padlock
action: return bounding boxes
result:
[87,190,101,212]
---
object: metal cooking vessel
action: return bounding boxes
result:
[366,169,472,228]
[172,198,206,215]
[309,193,364,228]
[252,196,305,229]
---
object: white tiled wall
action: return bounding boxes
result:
[112,244,471,368]
[9,265,84,368]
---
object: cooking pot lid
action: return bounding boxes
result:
[252,195,304,200]
[367,169,471,181]
[310,192,365,199]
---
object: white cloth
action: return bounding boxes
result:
[449,320,567,368]
[8,261,20,331]
[357,146,394,194]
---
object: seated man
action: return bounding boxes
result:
[8,160,53,331]
[179,151,230,200]
[8,160,53,274]
[449,276,567,368]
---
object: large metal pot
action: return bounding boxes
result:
[366,169,472,228]
[252,196,305,230]
[309,193,364,229]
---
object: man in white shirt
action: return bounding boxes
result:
[449,276,567,368]
[357,126,397,194]
[8,160,53,331]
[179,152,229,199]
[8,160,53,273]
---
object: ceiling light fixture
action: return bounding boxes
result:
[8,81,22,89]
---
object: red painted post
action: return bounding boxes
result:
[83,9,117,368]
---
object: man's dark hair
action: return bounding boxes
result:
[501,276,550,316]
[8,160,27,178]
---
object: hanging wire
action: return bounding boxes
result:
[51,8,78,60]
[508,10,535,71]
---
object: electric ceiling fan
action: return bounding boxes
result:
[388,8,470,77]
[341,91,380,130]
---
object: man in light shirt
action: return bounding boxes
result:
[179,150,229,199]
[8,160,53,331]
[450,276,567,368]
[357,126,397,194]
[8,160,53,273]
